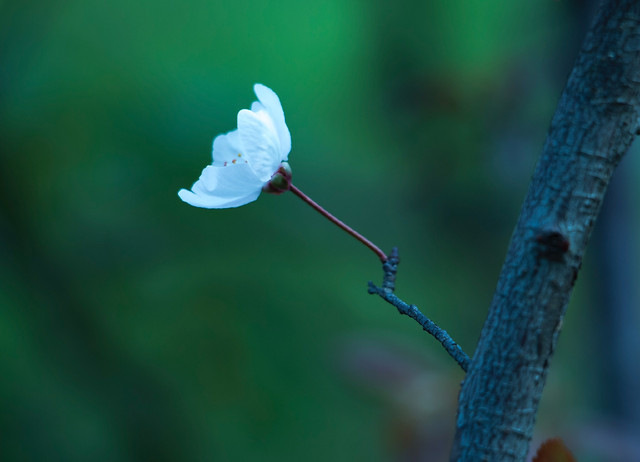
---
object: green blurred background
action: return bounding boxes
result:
[2,1,639,461]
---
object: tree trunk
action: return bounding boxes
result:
[450,1,640,461]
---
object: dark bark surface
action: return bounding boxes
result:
[450,1,640,461]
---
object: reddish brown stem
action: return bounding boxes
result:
[289,184,387,262]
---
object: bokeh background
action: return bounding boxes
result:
[2,1,639,461]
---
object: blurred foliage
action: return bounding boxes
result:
[533,438,577,462]
[1,1,633,461]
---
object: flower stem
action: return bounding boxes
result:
[289,184,387,262]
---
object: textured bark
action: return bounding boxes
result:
[450,1,640,461]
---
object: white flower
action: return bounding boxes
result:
[178,84,292,208]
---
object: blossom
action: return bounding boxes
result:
[178,84,292,208]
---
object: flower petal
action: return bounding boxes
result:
[237,108,282,182]
[178,163,263,208]
[211,129,244,166]
[254,84,291,160]
[251,101,265,112]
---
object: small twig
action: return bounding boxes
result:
[381,247,399,292]
[368,247,470,372]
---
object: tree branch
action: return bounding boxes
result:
[368,248,470,372]
[450,1,640,461]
